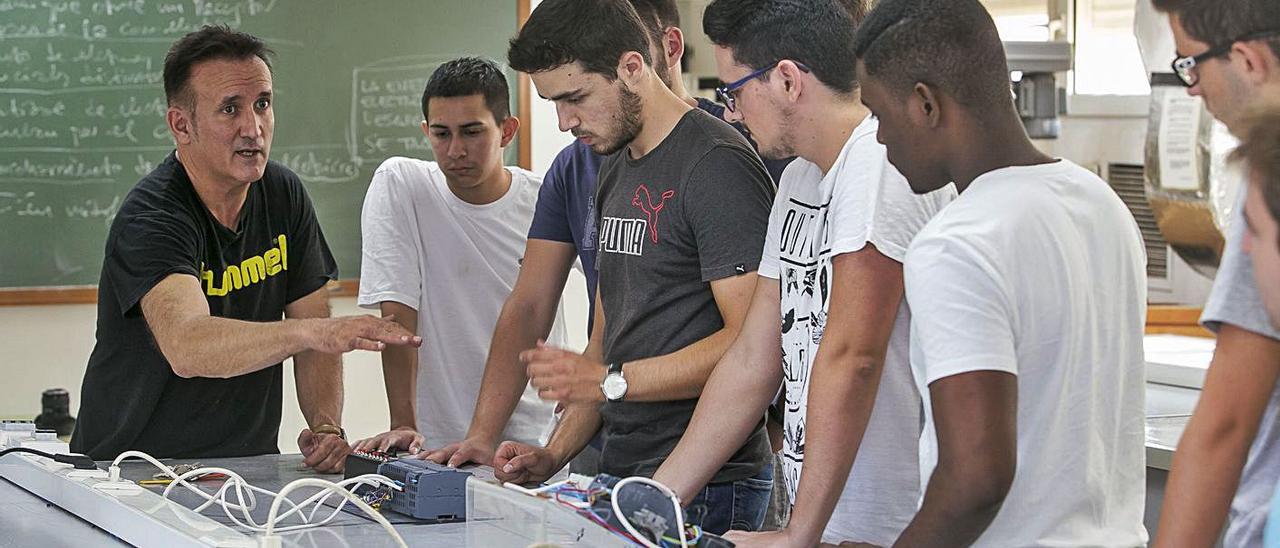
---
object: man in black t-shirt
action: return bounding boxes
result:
[495,0,776,535]
[69,26,421,472]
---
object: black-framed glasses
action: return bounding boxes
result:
[1172,29,1280,87]
[714,61,810,113]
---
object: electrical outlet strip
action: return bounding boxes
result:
[0,451,256,548]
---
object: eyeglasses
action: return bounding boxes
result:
[1171,29,1280,87]
[714,61,811,113]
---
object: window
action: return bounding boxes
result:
[982,0,1151,97]
[984,0,1055,41]
[1074,0,1151,95]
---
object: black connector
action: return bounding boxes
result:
[0,447,98,470]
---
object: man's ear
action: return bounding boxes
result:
[616,50,648,86]
[1234,40,1280,86]
[910,82,943,129]
[776,60,807,103]
[167,105,195,144]
[663,26,685,69]
[499,116,520,147]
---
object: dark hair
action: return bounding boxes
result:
[163,25,274,109]
[853,0,1010,108]
[421,57,511,123]
[1232,103,1280,235]
[630,0,680,31]
[1153,0,1280,59]
[508,0,652,79]
[630,0,681,78]
[704,0,864,94]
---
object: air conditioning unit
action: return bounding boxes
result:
[1102,162,1212,306]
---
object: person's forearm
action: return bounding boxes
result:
[656,335,780,502]
[545,404,602,469]
[893,466,1008,548]
[787,347,885,543]
[380,344,418,430]
[295,349,342,428]
[377,302,420,430]
[166,315,321,378]
[467,293,559,444]
[1155,402,1261,546]
[619,326,739,401]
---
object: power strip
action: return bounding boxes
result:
[0,426,255,548]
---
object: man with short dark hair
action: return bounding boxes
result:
[492,0,777,535]
[70,25,420,472]
[853,0,1148,545]
[422,0,790,473]
[351,57,567,457]
[652,1,953,546]
[1150,1,1280,545]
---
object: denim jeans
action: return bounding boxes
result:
[684,464,774,535]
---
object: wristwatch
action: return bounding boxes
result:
[601,362,628,402]
[313,424,346,440]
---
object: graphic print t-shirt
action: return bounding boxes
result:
[71,152,337,460]
[758,116,954,544]
[595,108,776,483]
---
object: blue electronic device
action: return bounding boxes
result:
[375,458,472,521]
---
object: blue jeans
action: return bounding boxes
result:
[684,464,773,535]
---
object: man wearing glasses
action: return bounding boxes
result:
[1152,1,1280,546]
[653,1,954,546]
[493,0,776,535]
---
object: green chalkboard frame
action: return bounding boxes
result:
[0,0,533,305]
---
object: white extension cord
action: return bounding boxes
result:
[109,450,407,547]
[611,476,688,548]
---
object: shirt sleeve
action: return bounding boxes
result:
[683,145,776,281]
[527,144,576,243]
[284,171,339,304]
[905,234,1018,384]
[105,212,202,317]
[358,161,422,311]
[1201,190,1280,339]
[758,164,801,281]
[829,147,938,264]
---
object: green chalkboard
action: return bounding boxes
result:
[0,0,524,290]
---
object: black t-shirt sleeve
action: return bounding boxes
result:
[682,145,776,281]
[282,171,339,304]
[106,212,202,318]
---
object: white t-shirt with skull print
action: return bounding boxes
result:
[758,116,954,545]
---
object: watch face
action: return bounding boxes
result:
[603,374,628,400]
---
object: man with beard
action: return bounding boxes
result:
[491,0,777,535]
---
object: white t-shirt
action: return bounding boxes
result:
[358,157,565,447]
[905,160,1148,547]
[758,116,955,545]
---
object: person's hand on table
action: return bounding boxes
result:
[353,427,425,455]
[492,441,558,484]
[298,428,350,473]
[422,437,498,467]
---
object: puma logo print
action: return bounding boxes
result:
[631,184,675,244]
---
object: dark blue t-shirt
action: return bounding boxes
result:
[526,99,792,331]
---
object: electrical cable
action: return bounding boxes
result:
[610,476,688,548]
[264,478,407,548]
[0,446,97,469]
[109,450,405,543]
